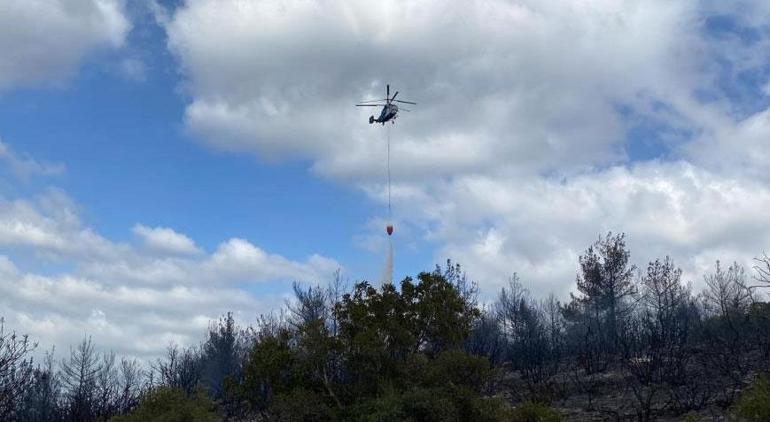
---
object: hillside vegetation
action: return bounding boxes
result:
[2,232,770,421]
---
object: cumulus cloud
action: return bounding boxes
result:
[166,0,708,180]
[420,162,770,297]
[0,264,268,359]
[0,187,339,285]
[79,237,340,288]
[687,107,770,181]
[133,224,201,255]
[0,189,119,260]
[0,187,340,358]
[0,0,130,90]
[164,0,770,300]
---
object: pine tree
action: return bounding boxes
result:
[573,232,636,354]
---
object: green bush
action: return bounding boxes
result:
[110,387,219,422]
[733,376,770,421]
[510,401,563,422]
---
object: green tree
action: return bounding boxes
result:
[236,269,503,420]
[572,232,636,355]
[238,326,298,417]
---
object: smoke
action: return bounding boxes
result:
[382,236,393,285]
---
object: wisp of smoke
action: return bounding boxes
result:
[382,236,393,285]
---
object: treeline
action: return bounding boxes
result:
[1,232,770,421]
[472,234,770,420]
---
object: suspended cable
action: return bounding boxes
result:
[387,123,392,219]
[384,124,394,284]
[385,124,394,236]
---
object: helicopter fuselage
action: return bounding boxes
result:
[371,103,398,124]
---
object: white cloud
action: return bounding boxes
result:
[0,187,340,359]
[0,0,130,90]
[133,224,201,255]
[0,134,339,358]
[165,0,707,180]
[687,107,770,181]
[0,265,269,359]
[77,237,340,288]
[0,187,339,286]
[0,189,119,260]
[412,162,770,298]
[201,238,339,284]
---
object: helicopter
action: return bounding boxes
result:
[356,84,416,125]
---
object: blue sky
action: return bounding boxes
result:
[0,5,430,283]
[2,0,770,359]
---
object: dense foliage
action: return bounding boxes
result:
[2,232,770,421]
[233,271,508,420]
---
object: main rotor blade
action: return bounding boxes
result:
[394,100,416,105]
[355,104,381,107]
[387,84,390,100]
[400,108,411,112]
[357,99,387,104]
[391,91,399,101]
